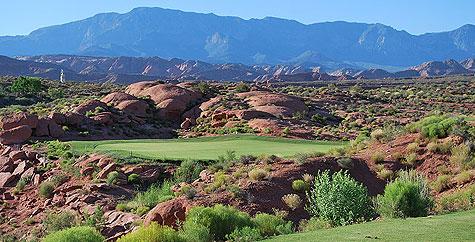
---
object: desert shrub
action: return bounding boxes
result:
[233,168,247,179]
[43,226,104,242]
[117,222,185,242]
[40,182,55,199]
[238,155,256,164]
[376,181,430,218]
[282,194,302,211]
[127,174,141,184]
[411,116,457,139]
[133,181,174,208]
[226,226,262,242]
[183,186,197,199]
[407,143,419,153]
[82,206,105,230]
[435,184,475,213]
[106,171,119,184]
[392,152,402,160]
[305,170,375,226]
[395,170,432,204]
[450,144,472,169]
[272,208,288,219]
[52,173,69,186]
[438,141,454,154]
[370,129,384,141]
[370,152,385,164]
[456,171,474,185]
[427,142,438,153]
[299,217,331,232]
[292,180,310,193]
[294,153,309,164]
[183,204,254,241]
[134,206,150,216]
[433,175,451,193]
[252,213,293,237]
[377,169,394,181]
[403,153,418,166]
[235,83,251,93]
[44,210,77,234]
[438,165,449,175]
[336,157,353,169]
[302,173,314,183]
[174,159,205,183]
[248,168,267,181]
[116,203,131,212]
[16,177,28,191]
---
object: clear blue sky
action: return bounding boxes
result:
[1,0,474,36]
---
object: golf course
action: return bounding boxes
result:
[70,135,345,160]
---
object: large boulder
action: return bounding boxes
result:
[138,84,202,105]
[34,117,64,138]
[248,118,286,132]
[254,105,296,117]
[227,110,273,120]
[125,81,157,96]
[157,99,187,121]
[0,172,14,188]
[102,211,140,241]
[0,125,32,145]
[96,163,117,179]
[115,100,150,118]
[143,199,186,228]
[49,112,66,125]
[90,113,112,126]
[65,113,85,126]
[237,91,308,112]
[0,113,38,130]
[101,92,137,105]
[0,157,13,173]
[73,100,108,115]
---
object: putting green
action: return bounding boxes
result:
[70,135,345,160]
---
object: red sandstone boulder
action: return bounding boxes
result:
[212,112,227,121]
[254,105,296,117]
[96,163,117,179]
[103,211,141,241]
[49,122,65,138]
[9,151,26,161]
[138,84,202,105]
[0,125,32,145]
[65,113,85,126]
[180,118,192,129]
[237,91,308,112]
[199,96,223,111]
[143,199,186,228]
[49,112,66,125]
[115,100,150,117]
[12,161,30,176]
[101,92,137,105]
[125,81,158,96]
[34,117,64,138]
[157,99,187,121]
[248,118,286,132]
[0,172,14,188]
[73,100,108,115]
[90,113,112,125]
[211,121,227,128]
[0,157,13,173]
[227,110,273,120]
[98,157,113,169]
[182,106,202,120]
[0,113,38,130]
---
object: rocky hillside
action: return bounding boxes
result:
[0,7,474,68]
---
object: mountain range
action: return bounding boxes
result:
[0,7,474,69]
[0,54,472,84]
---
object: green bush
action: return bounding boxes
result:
[433,175,451,193]
[117,222,185,242]
[305,170,375,226]
[182,204,254,241]
[116,203,131,212]
[404,153,418,166]
[226,226,263,242]
[248,168,267,181]
[292,180,310,193]
[456,171,474,185]
[376,181,431,218]
[299,217,331,232]
[435,184,475,213]
[370,152,385,164]
[407,143,419,153]
[40,182,55,199]
[127,173,141,184]
[44,210,77,234]
[252,213,293,237]
[174,159,205,183]
[43,226,104,242]
[132,181,174,208]
[450,144,472,169]
[106,171,119,184]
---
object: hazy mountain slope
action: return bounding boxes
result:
[0,7,473,67]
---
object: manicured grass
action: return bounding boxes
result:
[266,209,475,242]
[70,135,345,161]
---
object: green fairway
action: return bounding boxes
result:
[266,209,475,242]
[70,135,345,160]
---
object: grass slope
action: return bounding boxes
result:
[70,135,345,160]
[267,209,475,242]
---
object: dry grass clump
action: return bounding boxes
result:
[249,168,268,181]
[282,194,302,211]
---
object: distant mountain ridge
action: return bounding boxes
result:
[0,7,474,68]
[0,55,471,84]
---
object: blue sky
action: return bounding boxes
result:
[1,0,474,36]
